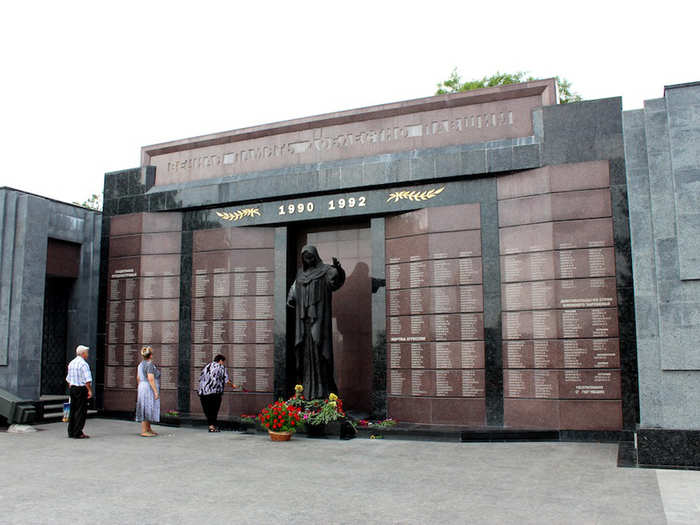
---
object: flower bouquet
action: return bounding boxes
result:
[358,418,397,439]
[307,393,346,426]
[258,400,302,441]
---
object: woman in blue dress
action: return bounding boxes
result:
[135,346,160,437]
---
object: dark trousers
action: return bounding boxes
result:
[68,386,88,438]
[199,393,222,427]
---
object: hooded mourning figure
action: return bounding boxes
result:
[287,245,345,400]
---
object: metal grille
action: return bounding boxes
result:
[41,278,72,395]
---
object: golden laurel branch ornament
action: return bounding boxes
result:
[386,186,445,203]
[215,208,261,221]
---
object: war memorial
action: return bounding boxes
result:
[1,79,699,468]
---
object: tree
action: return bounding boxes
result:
[436,69,582,104]
[74,193,103,211]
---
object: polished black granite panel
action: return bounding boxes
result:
[177,228,193,413]
[637,428,700,468]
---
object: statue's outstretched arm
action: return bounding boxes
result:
[329,257,346,291]
[287,281,297,308]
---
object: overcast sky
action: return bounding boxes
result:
[1,1,696,204]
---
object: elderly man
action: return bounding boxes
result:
[66,345,93,439]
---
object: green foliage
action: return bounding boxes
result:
[73,193,103,211]
[308,400,344,426]
[436,68,582,104]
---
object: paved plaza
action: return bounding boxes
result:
[1,418,698,524]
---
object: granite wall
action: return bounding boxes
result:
[623,82,700,467]
[0,188,101,400]
[101,90,638,435]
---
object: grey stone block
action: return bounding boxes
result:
[666,85,700,106]
[363,161,390,185]
[622,123,648,170]
[622,109,645,129]
[386,157,409,183]
[511,144,540,169]
[632,295,659,339]
[677,213,700,280]
[409,155,435,181]
[434,152,462,178]
[657,278,700,304]
[669,127,700,170]
[667,105,697,128]
[461,148,487,174]
[643,97,666,113]
[655,237,679,281]
[338,164,363,188]
[486,147,512,172]
[542,97,624,165]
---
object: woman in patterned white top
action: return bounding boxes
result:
[198,354,238,432]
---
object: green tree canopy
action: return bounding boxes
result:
[436,69,582,104]
[73,193,103,211]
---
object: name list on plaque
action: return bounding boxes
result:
[385,203,486,426]
[497,161,623,430]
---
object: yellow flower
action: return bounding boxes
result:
[329,393,338,401]
[329,401,337,408]
[294,384,303,392]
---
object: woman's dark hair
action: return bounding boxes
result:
[214,354,226,363]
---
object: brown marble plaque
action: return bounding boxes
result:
[555,248,616,279]
[559,400,622,430]
[385,203,481,238]
[502,310,558,340]
[231,320,274,344]
[435,370,463,397]
[139,321,179,344]
[497,161,610,200]
[500,252,555,282]
[108,257,140,280]
[140,232,182,255]
[504,399,560,429]
[140,254,180,277]
[388,286,484,316]
[553,218,614,250]
[140,276,180,299]
[562,338,620,368]
[560,308,619,338]
[410,370,436,396]
[498,189,612,227]
[386,230,482,264]
[160,367,177,390]
[501,281,556,311]
[556,278,617,309]
[388,343,411,369]
[559,369,621,399]
[389,369,412,396]
[194,227,275,251]
[388,397,486,425]
[139,299,179,321]
[503,309,619,340]
[499,222,554,255]
[503,340,565,369]
[110,235,142,258]
[387,258,483,289]
[103,389,138,411]
[110,214,144,237]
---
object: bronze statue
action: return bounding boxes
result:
[287,245,345,399]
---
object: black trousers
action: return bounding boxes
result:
[199,393,222,427]
[68,386,88,438]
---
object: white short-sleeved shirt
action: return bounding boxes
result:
[66,356,92,386]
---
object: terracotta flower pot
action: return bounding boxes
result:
[268,430,292,441]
